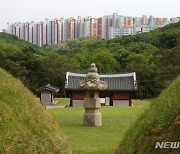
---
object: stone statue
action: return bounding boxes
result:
[80,63,107,126]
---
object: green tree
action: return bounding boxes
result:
[125,52,155,98]
[90,48,119,73]
[153,47,180,94]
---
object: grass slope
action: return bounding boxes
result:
[0,68,71,153]
[117,76,180,154]
[49,100,150,154]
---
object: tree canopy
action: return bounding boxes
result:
[0,21,179,98]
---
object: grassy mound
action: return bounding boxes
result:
[117,76,180,154]
[0,68,71,153]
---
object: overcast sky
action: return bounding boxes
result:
[0,0,180,31]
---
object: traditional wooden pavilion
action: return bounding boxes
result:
[36,84,59,104]
[65,72,138,107]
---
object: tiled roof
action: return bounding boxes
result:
[65,72,137,92]
[36,84,59,93]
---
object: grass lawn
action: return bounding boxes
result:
[38,98,70,107]
[48,100,150,154]
[54,98,70,106]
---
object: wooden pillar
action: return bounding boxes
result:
[51,92,53,103]
[70,92,73,107]
[129,93,132,106]
[40,93,41,102]
[110,93,113,106]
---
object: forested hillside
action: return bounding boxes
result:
[0,22,179,98]
[0,34,79,95]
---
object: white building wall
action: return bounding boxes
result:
[41,92,52,103]
[48,21,52,44]
[74,20,78,39]
[28,22,35,44]
[42,22,47,45]
[141,15,148,25]
[170,17,180,23]
[141,25,150,33]
[7,23,12,34]
[19,23,26,40]
[76,16,84,38]
[109,27,121,38]
[73,100,83,107]
[33,23,39,46]
[134,17,142,26]
[62,19,67,42]
[133,26,142,34]
[29,25,33,44]
[58,20,62,43]
[52,20,55,44]
[101,16,107,39]
[24,23,29,42]
[83,18,90,37]
[113,100,129,106]
[15,24,20,38]
[122,27,133,35]
[38,23,43,47]
[70,19,75,39]
[79,21,84,38]
[54,20,58,44]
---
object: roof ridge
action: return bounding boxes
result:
[67,72,135,77]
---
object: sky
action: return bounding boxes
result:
[0,0,180,31]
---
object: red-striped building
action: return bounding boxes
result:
[65,72,137,107]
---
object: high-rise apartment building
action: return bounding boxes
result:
[141,15,148,25]
[90,18,98,37]
[97,17,102,37]
[6,13,180,47]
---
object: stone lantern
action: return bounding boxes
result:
[80,63,107,126]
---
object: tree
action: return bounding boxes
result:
[125,52,155,98]
[153,47,180,94]
[90,48,119,73]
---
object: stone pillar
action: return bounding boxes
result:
[83,91,101,126]
[80,63,107,127]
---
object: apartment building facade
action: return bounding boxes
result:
[6,13,180,47]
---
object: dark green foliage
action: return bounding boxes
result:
[0,21,179,98]
[0,33,79,95]
[153,47,180,94]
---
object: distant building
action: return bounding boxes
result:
[170,17,180,23]
[141,25,150,33]
[141,15,148,25]
[5,13,179,46]
[36,84,59,104]
[65,72,137,107]
[109,27,121,39]
[121,27,133,35]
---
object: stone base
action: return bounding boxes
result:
[83,109,101,127]
[82,92,102,127]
